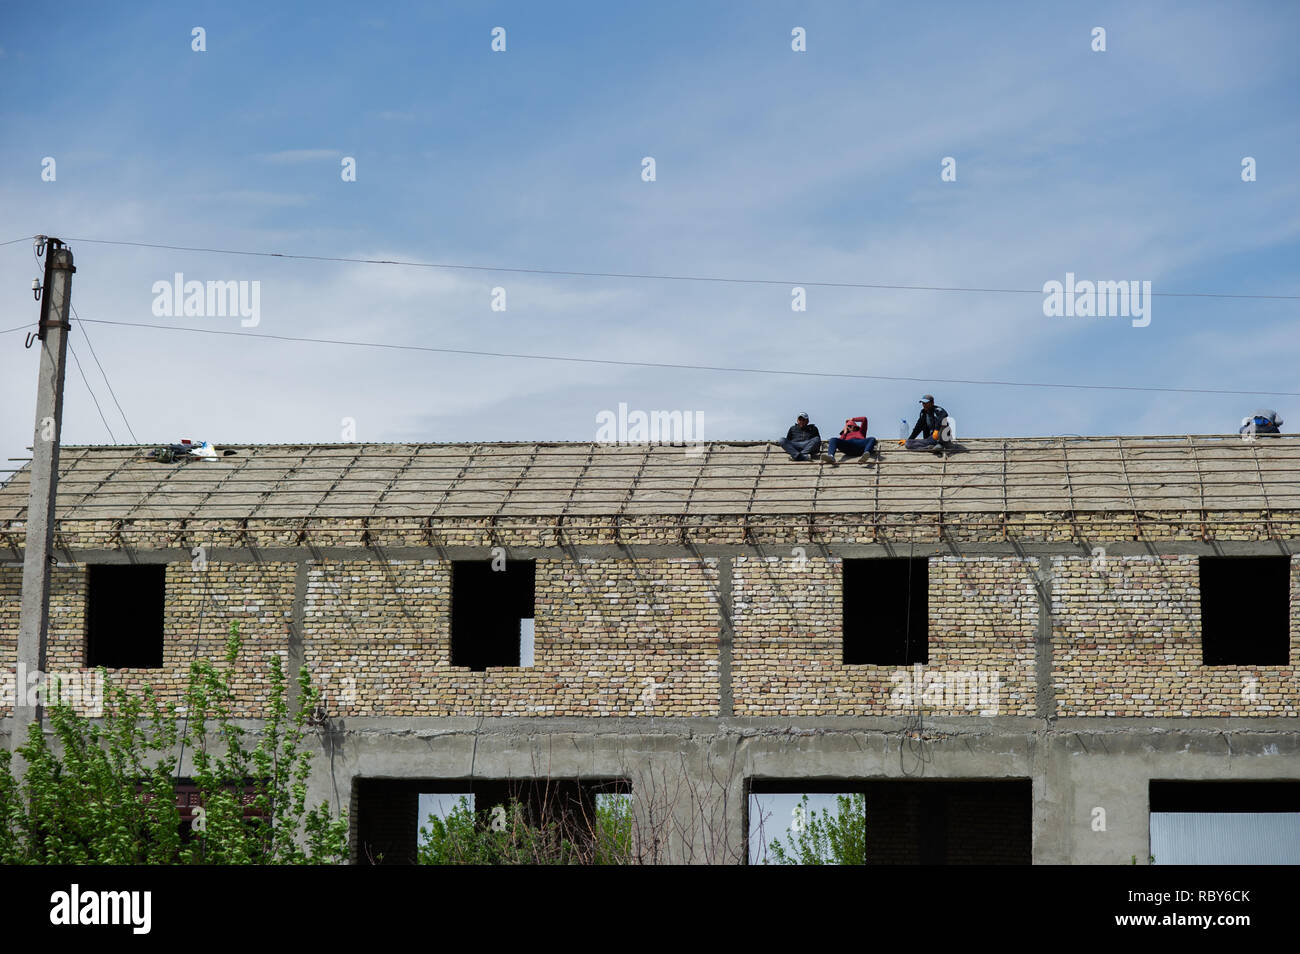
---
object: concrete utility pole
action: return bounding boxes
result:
[11,238,75,750]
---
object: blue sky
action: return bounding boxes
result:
[2,0,1297,464]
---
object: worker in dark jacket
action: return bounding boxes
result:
[901,394,953,454]
[780,413,822,461]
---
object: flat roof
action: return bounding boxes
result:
[1,436,1297,521]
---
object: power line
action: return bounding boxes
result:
[71,304,140,444]
[67,340,118,443]
[25,239,139,441]
[1,323,34,335]
[21,245,128,444]
[0,236,35,247]
[56,236,1300,301]
[6,233,1299,300]
[76,316,1300,398]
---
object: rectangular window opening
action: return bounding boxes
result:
[356,777,629,865]
[842,558,928,665]
[747,779,1029,865]
[1150,781,1300,864]
[1199,556,1290,666]
[450,559,535,671]
[86,564,165,668]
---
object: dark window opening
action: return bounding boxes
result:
[353,780,420,865]
[1150,780,1300,813]
[353,777,628,865]
[1200,556,1290,665]
[748,778,1030,865]
[451,559,535,670]
[86,564,164,668]
[842,558,928,665]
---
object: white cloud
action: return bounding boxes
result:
[1,3,1296,463]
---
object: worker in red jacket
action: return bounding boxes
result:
[820,416,877,465]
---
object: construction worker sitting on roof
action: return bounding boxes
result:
[820,416,877,466]
[780,412,822,461]
[1240,409,1283,438]
[899,394,954,455]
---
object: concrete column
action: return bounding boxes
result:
[718,556,733,717]
[13,244,74,749]
[287,561,308,716]
[1031,555,1062,862]
[629,734,746,863]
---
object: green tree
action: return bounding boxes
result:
[767,793,866,865]
[1,678,181,864]
[593,792,633,864]
[178,622,347,864]
[417,792,633,865]
[0,621,348,864]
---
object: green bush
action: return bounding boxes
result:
[0,621,348,864]
[418,792,633,865]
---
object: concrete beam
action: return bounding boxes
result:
[5,710,1294,863]
[289,715,1300,864]
[11,539,1300,566]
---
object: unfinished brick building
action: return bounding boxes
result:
[2,435,1299,863]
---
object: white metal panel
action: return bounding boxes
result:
[1150,812,1300,864]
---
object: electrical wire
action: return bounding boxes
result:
[73,317,1300,398]
[55,236,1300,301]
[23,234,139,441]
[70,305,140,444]
[9,234,1299,396]
[898,542,933,777]
[67,340,118,443]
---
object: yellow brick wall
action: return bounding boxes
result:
[731,555,1037,716]
[3,547,1297,720]
[2,561,295,718]
[301,557,721,717]
[1051,555,1299,716]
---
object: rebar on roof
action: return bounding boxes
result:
[0,436,1297,523]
